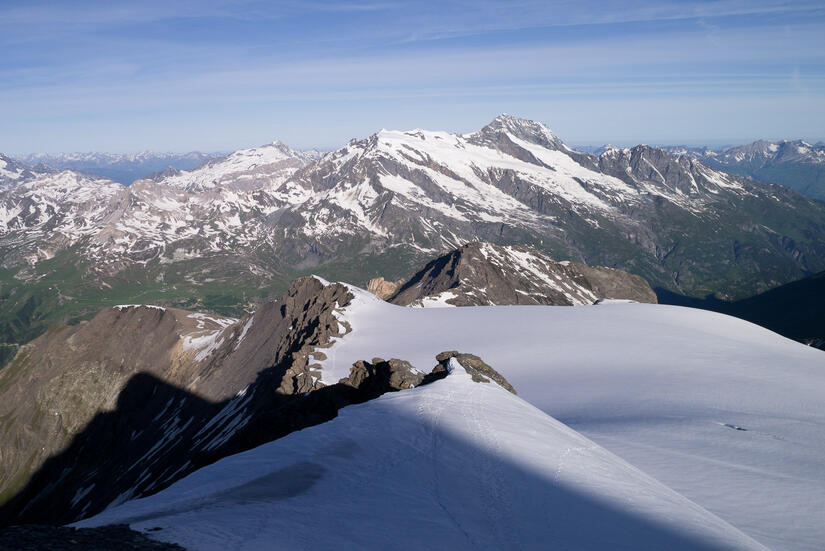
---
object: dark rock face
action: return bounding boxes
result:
[0,277,354,526]
[571,262,658,303]
[0,524,185,551]
[389,242,657,307]
[435,351,516,395]
[342,358,426,392]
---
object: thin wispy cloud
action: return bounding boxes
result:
[1,0,823,152]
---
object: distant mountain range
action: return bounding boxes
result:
[575,140,825,201]
[12,149,328,186]
[2,115,825,365]
[658,140,825,201]
[11,151,222,185]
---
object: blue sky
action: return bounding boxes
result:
[2,0,824,153]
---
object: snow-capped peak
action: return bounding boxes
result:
[474,113,568,151]
[152,140,313,193]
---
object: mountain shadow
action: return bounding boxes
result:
[69,369,762,550]
[0,357,447,527]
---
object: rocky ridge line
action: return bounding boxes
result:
[387,242,657,307]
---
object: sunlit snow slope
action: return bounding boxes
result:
[78,360,762,551]
[306,290,825,550]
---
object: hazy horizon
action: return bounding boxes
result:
[8,126,824,157]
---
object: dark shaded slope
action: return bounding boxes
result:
[725,271,825,349]
[0,277,351,525]
[0,355,448,526]
[658,271,825,349]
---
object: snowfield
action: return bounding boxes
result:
[77,286,825,550]
[78,361,763,551]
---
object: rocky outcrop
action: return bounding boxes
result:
[389,242,657,307]
[366,277,402,299]
[571,263,659,304]
[435,351,516,395]
[343,358,424,391]
[340,357,449,393]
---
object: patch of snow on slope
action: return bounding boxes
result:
[187,312,237,330]
[479,243,597,305]
[505,133,637,208]
[233,316,254,351]
[193,387,253,452]
[115,305,167,311]
[410,289,460,308]
[182,327,231,362]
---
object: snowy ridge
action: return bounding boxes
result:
[291,121,640,243]
[77,344,764,550]
[114,305,167,311]
[153,141,313,193]
[307,284,825,549]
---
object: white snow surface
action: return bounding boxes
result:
[157,141,312,193]
[78,356,762,551]
[296,125,640,240]
[80,285,825,549]
[310,294,825,550]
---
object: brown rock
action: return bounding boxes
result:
[435,351,517,395]
[390,242,657,307]
[366,277,402,299]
